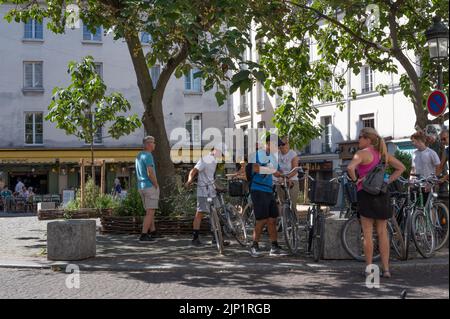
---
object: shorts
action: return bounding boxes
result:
[196,196,218,214]
[138,187,160,210]
[251,190,278,221]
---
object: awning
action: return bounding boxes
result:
[0,147,206,165]
[391,139,415,156]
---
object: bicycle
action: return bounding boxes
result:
[302,175,337,262]
[199,179,249,253]
[398,175,448,256]
[274,167,303,255]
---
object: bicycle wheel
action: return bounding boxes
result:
[210,208,224,255]
[411,209,435,258]
[341,215,381,262]
[311,212,324,262]
[281,204,299,254]
[388,216,406,260]
[225,204,248,247]
[430,202,449,251]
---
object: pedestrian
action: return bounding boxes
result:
[410,131,441,178]
[347,127,405,278]
[135,136,161,242]
[15,178,24,194]
[276,136,299,216]
[248,134,287,257]
[113,178,122,196]
[185,143,229,247]
[0,186,13,211]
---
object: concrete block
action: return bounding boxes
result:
[47,219,96,261]
[322,218,356,260]
[37,202,56,212]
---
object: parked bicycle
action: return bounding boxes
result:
[274,167,303,254]
[198,179,249,254]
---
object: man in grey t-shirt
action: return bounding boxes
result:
[185,144,225,246]
[411,131,440,178]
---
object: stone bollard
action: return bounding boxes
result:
[322,217,355,260]
[47,219,96,261]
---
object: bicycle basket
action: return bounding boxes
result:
[308,180,339,206]
[228,179,245,197]
[344,182,358,204]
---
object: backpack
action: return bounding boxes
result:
[362,157,388,195]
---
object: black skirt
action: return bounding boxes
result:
[357,190,391,220]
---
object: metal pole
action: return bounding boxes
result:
[437,62,443,91]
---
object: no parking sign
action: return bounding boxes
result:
[427,90,448,117]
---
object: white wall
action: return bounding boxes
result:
[0,4,230,149]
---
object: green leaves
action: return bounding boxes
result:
[45,56,141,144]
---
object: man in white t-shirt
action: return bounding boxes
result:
[15,178,25,194]
[185,144,226,246]
[411,131,440,178]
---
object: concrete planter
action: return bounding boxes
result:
[47,219,96,261]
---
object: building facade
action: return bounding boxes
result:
[0,4,232,195]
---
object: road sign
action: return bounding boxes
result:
[427,90,448,117]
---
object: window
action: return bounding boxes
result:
[185,114,202,146]
[256,82,265,112]
[23,62,43,89]
[150,65,160,87]
[321,116,332,153]
[25,112,43,145]
[94,62,103,79]
[24,19,43,39]
[239,92,249,114]
[141,32,152,44]
[360,113,375,129]
[184,68,201,92]
[83,23,102,41]
[257,121,266,129]
[362,66,374,93]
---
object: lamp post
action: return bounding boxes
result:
[425,16,449,90]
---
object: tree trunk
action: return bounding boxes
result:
[91,141,95,183]
[142,102,176,200]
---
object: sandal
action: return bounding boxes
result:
[381,270,392,278]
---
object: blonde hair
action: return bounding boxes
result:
[360,127,388,164]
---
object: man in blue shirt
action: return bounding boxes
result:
[249,134,288,257]
[136,136,160,242]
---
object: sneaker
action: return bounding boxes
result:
[269,245,288,256]
[249,245,264,257]
[139,234,155,242]
[191,238,204,247]
[149,231,164,239]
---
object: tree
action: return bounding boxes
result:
[239,0,449,148]
[2,0,260,199]
[46,56,141,182]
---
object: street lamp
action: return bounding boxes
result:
[425,16,449,89]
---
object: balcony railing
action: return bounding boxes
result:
[239,104,249,116]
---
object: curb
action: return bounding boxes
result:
[0,256,448,272]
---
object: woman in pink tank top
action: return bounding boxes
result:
[347,128,405,279]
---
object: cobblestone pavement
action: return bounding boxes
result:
[0,213,448,299]
[0,265,447,299]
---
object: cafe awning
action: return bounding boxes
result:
[0,147,206,165]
